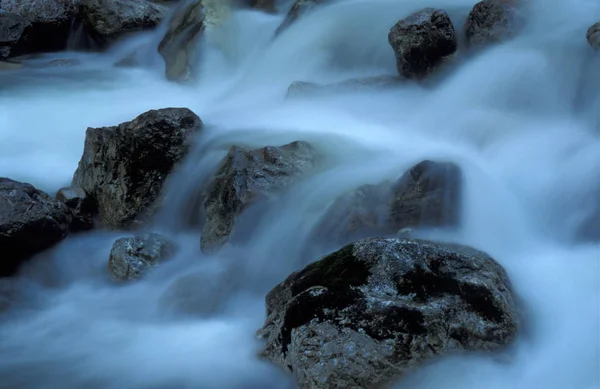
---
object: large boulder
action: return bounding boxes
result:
[201,141,318,252]
[314,160,462,246]
[258,237,519,389]
[78,0,168,46]
[0,0,77,53]
[465,0,520,48]
[388,8,457,79]
[0,12,31,59]
[72,108,203,229]
[0,178,73,277]
[108,233,174,281]
[587,22,600,49]
[286,76,403,98]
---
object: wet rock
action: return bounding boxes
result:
[388,8,457,79]
[258,237,519,389]
[72,108,203,229]
[0,0,77,53]
[275,0,323,35]
[79,0,168,45]
[251,0,277,13]
[465,0,520,48]
[108,233,175,281]
[56,186,94,231]
[587,22,600,49]
[314,160,462,246]
[201,141,318,252]
[286,76,403,98]
[0,12,31,59]
[0,178,72,277]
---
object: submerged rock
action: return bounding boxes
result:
[108,233,175,281]
[72,108,203,229]
[587,22,600,49]
[0,178,72,277]
[275,0,323,35]
[79,0,168,45]
[388,8,457,79]
[201,141,318,252]
[251,0,277,13]
[465,0,520,48]
[0,12,31,59]
[258,237,519,389]
[286,76,403,98]
[0,0,77,53]
[314,160,462,246]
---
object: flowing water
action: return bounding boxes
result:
[0,0,599,387]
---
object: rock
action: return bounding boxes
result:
[0,59,23,70]
[465,0,519,48]
[0,0,77,53]
[201,141,318,252]
[586,22,600,49]
[314,160,462,246]
[286,76,403,98]
[56,186,94,231]
[0,12,31,59]
[251,0,276,13]
[108,233,174,281]
[72,108,203,229]
[275,0,322,35]
[258,237,519,389]
[78,0,168,45]
[388,8,457,79]
[0,178,72,277]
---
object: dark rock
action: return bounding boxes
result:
[465,0,520,48]
[587,22,600,49]
[314,160,462,246]
[0,11,31,59]
[388,8,457,79]
[108,233,174,281]
[56,186,94,231]
[0,178,72,277]
[0,0,77,53]
[201,141,318,252]
[275,0,322,36]
[286,76,403,98]
[72,108,203,229]
[78,0,168,46]
[258,237,519,389]
[251,0,276,13]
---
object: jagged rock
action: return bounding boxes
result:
[0,178,73,277]
[56,186,94,231]
[286,76,403,98]
[108,233,174,281]
[72,108,203,229]
[0,0,77,53]
[258,237,519,389]
[79,0,168,45]
[201,141,318,252]
[388,8,457,79]
[465,0,520,48]
[587,22,600,49]
[0,12,31,59]
[313,160,462,246]
[275,0,323,35]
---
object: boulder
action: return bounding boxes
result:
[313,160,462,246]
[56,186,94,231]
[201,141,318,252]
[286,76,403,98]
[72,108,203,229]
[78,0,168,45]
[0,12,31,59]
[108,233,174,281]
[0,0,77,53]
[275,0,322,35]
[258,237,519,389]
[0,178,72,277]
[388,8,457,79]
[465,0,519,48]
[587,22,600,49]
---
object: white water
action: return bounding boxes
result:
[0,0,599,388]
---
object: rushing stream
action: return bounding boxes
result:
[0,0,599,388]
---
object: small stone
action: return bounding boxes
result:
[108,233,175,281]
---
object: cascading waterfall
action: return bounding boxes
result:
[0,0,599,388]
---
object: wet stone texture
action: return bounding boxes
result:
[108,233,175,281]
[258,237,519,389]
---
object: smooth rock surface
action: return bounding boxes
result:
[108,233,174,281]
[286,76,403,98]
[258,237,519,389]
